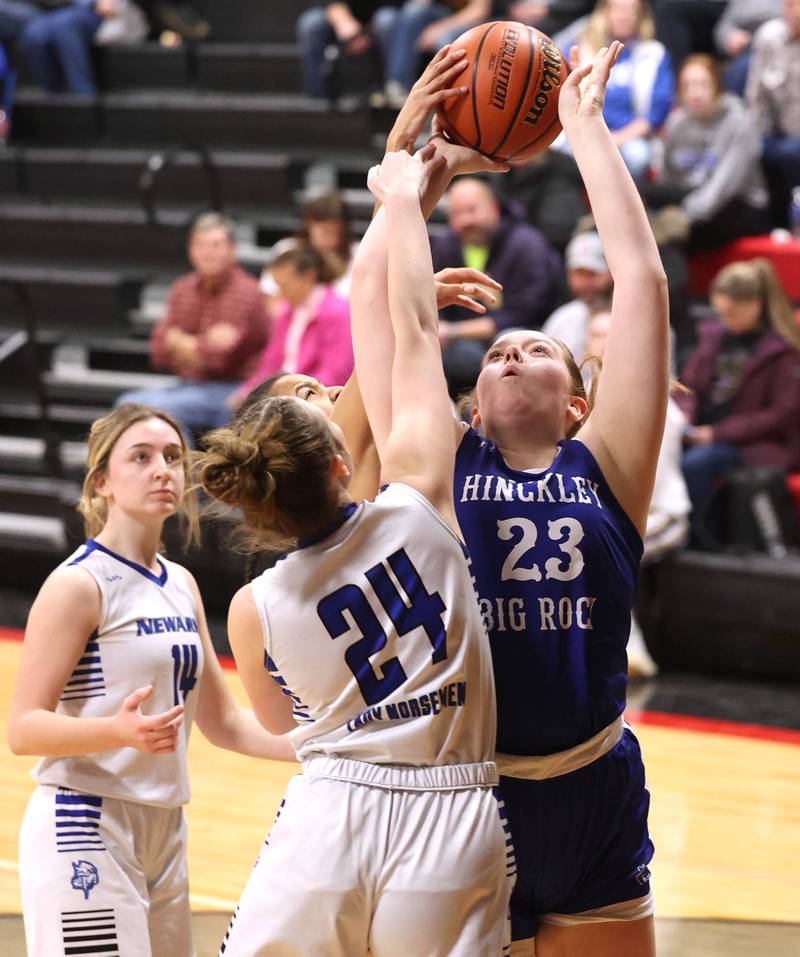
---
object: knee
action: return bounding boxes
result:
[296,7,328,43]
[372,6,399,38]
[18,17,50,51]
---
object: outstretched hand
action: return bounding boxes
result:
[434,267,502,314]
[427,114,511,176]
[367,143,446,204]
[386,44,470,154]
[558,41,623,126]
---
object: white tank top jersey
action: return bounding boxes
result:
[33,540,205,808]
[249,483,497,766]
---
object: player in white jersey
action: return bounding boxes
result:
[7,403,296,957]
[198,146,513,957]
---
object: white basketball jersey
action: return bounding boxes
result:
[249,483,497,765]
[34,540,205,808]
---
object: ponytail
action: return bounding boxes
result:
[712,259,800,353]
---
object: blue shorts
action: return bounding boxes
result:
[499,727,654,941]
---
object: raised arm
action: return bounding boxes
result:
[564,44,670,535]
[365,149,458,524]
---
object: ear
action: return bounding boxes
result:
[93,470,112,500]
[330,453,351,483]
[566,394,589,429]
[470,405,482,430]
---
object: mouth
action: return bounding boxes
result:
[151,489,176,499]
[500,365,520,378]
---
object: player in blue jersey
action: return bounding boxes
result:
[352,43,667,957]
[198,146,512,957]
[7,403,295,957]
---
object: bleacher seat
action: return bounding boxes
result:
[689,235,800,300]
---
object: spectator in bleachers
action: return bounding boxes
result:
[136,1,209,41]
[232,243,353,410]
[115,213,268,440]
[556,0,675,180]
[677,258,800,538]
[297,0,401,99]
[0,41,14,141]
[651,0,726,68]
[584,304,691,676]
[380,0,491,107]
[713,0,781,95]
[746,0,800,228]
[431,176,563,395]
[18,0,146,96]
[542,229,612,359]
[644,54,770,251]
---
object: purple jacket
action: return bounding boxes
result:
[677,320,800,470]
[431,206,562,332]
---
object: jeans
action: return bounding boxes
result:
[441,336,486,398]
[723,49,750,97]
[0,0,37,40]
[18,3,102,95]
[114,380,238,446]
[297,5,399,98]
[682,441,739,515]
[385,1,474,90]
[762,134,800,228]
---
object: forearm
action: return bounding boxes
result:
[8,709,120,758]
[385,191,438,342]
[444,315,496,340]
[201,704,297,761]
[567,117,662,279]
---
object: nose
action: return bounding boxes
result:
[504,344,523,363]
[327,385,343,404]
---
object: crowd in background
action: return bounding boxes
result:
[2,0,799,580]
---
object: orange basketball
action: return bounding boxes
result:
[436,22,569,164]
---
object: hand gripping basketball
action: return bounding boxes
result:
[367,144,446,204]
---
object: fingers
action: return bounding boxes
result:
[141,703,185,732]
[123,685,153,711]
[456,295,487,314]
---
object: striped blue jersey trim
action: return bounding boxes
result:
[55,789,106,854]
[264,652,313,723]
[61,629,106,703]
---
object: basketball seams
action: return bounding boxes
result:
[470,22,499,151]
[508,111,563,162]
[487,27,538,160]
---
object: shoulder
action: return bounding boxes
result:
[34,563,102,620]
[231,266,263,296]
[320,287,350,317]
[168,271,196,297]
[753,17,786,47]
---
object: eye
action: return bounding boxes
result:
[487,350,502,362]
[165,450,182,464]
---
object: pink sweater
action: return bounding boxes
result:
[240,285,353,395]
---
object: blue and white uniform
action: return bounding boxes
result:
[455,430,654,943]
[20,540,204,957]
[220,483,514,957]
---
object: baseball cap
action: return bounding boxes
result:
[565,231,607,273]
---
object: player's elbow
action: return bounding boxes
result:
[7,717,34,756]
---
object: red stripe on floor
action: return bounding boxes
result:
[2,627,798,745]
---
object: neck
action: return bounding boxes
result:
[489,422,563,472]
[198,267,230,291]
[94,515,163,571]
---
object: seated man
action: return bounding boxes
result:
[431,177,562,395]
[116,212,268,441]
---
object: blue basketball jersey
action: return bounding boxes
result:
[454,429,643,756]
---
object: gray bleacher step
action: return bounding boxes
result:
[44,366,177,402]
[0,512,66,551]
[12,89,375,152]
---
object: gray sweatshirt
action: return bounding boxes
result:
[659,93,768,223]
[714,0,782,54]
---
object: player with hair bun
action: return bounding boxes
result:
[199,144,513,957]
[8,402,295,957]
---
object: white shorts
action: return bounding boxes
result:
[220,756,514,957]
[19,784,194,957]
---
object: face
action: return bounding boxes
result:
[568,267,613,302]
[271,262,317,307]
[680,62,717,117]
[268,374,343,418]
[294,398,354,485]
[711,292,762,335]
[475,331,582,437]
[307,219,345,254]
[95,418,185,525]
[446,182,500,246]
[586,311,612,358]
[606,0,642,40]
[785,0,800,35]
[188,226,236,280]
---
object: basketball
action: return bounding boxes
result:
[436,22,569,164]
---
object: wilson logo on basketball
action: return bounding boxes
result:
[522,41,563,128]
[489,28,520,111]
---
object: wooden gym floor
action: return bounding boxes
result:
[0,633,798,955]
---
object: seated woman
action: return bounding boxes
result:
[644,54,771,252]
[232,243,353,409]
[677,258,800,542]
[556,0,674,180]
